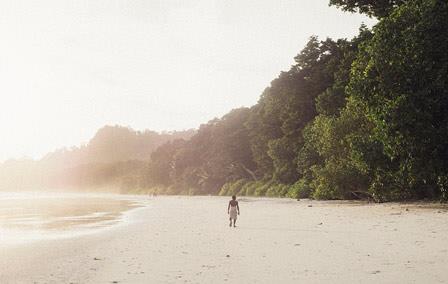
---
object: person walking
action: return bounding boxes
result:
[227,195,240,227]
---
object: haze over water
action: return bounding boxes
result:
[0,192,146,244]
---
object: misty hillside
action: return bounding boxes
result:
[40,125,196,167]
[0,125,195,191]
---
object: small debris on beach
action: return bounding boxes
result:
[226,255,230,258]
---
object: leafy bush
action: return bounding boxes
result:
[219,179,248,196]
[288,179,313,199]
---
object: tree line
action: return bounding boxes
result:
[142,0,448,201]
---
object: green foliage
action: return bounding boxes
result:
[168,108,257,194]
[246,36,354,185]
[437,176,448,202]
[287,179,313,199]
[148,139,186,187]
[238,181,254,196]
[227,179,248,196]
[301,99,374,199]
[349,0,448,200]
[329,0,406,18]
[244,181,264,196]
[265,184,289,197]
[219,179,249,196]
[218,183,231,196]
[251,181,271,196]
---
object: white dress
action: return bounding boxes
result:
[229,206,238,220]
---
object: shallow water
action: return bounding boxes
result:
[0,192,147,244]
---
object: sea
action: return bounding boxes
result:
[0,191,148,245]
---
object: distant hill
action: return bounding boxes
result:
[41,125,195,167]
[0,125,195,191]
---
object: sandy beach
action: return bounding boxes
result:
[1,196,448,284]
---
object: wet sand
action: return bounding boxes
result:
[0,193,143,244]
[1,196,448,283]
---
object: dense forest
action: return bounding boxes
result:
[1,0,447,201]
[140,0,448,201]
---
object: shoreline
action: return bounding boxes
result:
[0,193,149,246]
[1,196,447,283]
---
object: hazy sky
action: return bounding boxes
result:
[0,0,375,161]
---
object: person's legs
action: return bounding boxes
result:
[233,218,237,227]
[229,217,232,227]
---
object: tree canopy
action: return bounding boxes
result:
[329,0,407,17]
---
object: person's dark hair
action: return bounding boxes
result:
[232,195,236,200]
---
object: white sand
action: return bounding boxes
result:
[1,196,448,284]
